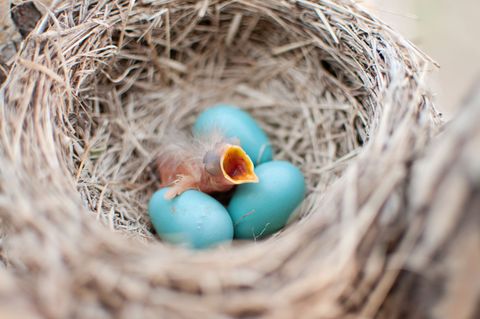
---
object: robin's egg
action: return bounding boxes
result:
[228,161,305,239]
[193,104,273,165]
[148,188,234,249]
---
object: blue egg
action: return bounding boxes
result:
[148,188,234,249]
[193,104,273,165]
[227,161,305,239]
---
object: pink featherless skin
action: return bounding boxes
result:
[156,130,258,199]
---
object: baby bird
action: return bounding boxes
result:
[156,130,259,199]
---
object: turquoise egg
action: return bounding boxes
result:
[193,104,273,164]
[148,188,234,249]
[227,161,305,239]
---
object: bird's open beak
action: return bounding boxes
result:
[220,145,259,184]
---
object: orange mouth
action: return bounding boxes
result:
[221,145,259,184]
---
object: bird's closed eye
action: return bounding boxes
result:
[203,150,222,175]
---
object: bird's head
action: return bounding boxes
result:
[203,143,258,185]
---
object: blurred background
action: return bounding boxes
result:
[364,0,480,119]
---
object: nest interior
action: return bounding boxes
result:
[73,0,375,238]
[0,1,449,318]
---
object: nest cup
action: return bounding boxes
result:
[0,0,441,318]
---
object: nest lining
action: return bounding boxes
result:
[70,1,375,239]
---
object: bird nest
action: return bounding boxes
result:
[0,0,461,318]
